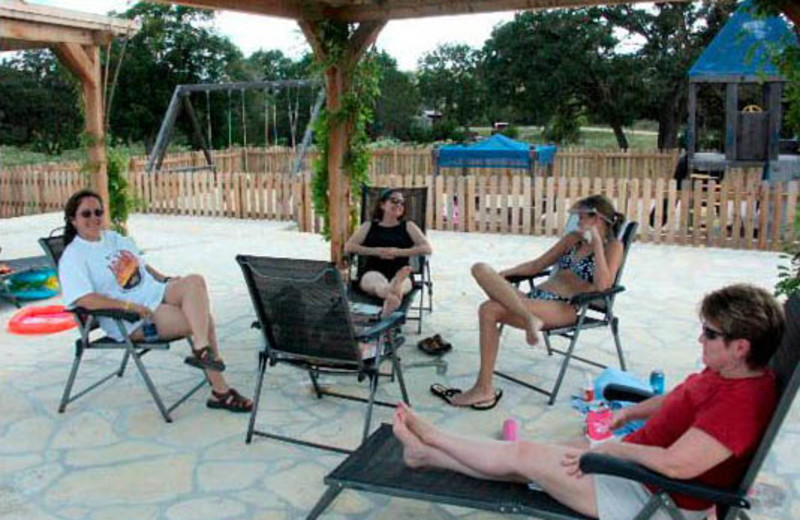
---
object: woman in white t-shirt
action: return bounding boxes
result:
[58,189,251,413]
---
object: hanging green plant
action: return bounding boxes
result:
[80,134,138,235]
[311,21,383,240]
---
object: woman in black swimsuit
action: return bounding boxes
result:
[433,195,625,409]
[345,188,433,316]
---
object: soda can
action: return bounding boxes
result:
[142,319,159,342]
[650,370,665,395]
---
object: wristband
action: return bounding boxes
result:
[123,301,131,311]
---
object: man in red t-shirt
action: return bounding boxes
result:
[392,284,785,519]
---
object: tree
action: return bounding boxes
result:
[0,51,82,154]
[417,43,483,128]
[107,3,245,150]
[370,51,420,140]
[482,9,646,148]
[602,1,737,149]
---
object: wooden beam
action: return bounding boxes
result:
[345,20,386,68]
[167,0,681,22]
[54,43,98,87]
[0,18,96,45]
[81,45,110,227]
[0,38,48,51]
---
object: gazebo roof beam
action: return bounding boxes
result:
[0,1,139,36]
[163,0,686,22]
[0,19,115,46]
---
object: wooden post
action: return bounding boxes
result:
[725,83,739,162]
[55,43,108,225]
[300,20,386,267]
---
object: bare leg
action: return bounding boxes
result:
[163,274,212,350]
[398,404,598,517]
[472,262,542,346]
[135,304,232,396]
[389,265,413,298]
[360,270,408,317]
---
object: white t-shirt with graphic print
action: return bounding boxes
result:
[59,230,167,341]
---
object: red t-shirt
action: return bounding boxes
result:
[623,368,777,510]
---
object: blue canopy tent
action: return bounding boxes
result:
[434,134,557,175]
[686,1,798,178]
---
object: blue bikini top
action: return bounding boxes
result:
[557,243,596,283]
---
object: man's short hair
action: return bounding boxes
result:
[700,284,785,369]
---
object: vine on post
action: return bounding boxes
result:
[311,21,382,239]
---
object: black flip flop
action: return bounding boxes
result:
[470,389,503,410]
[430,383,462,405]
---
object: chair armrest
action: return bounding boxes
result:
[579,453,749,509]
[603,383,654,403]
[355,311,404,340]
[71,306,140,323]
[568,285,625,306]
[505,270,551,286]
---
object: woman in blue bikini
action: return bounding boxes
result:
[433,195,625,409]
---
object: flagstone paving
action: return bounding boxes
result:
[1,212,796,520]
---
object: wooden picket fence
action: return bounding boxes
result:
[121,168,798,251]
[3,147,797,252]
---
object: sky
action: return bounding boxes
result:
[29,0,516,71]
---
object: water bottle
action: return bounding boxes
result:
[650,370,665,395]
[142,318,159,342]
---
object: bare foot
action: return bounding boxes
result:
[448,386,499,408]
[389,266,413,297]
[393,408,430,468]
[400,404,440,446]
[525,315,544,346]
[382,293,402,317]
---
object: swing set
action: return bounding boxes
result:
[146,79,325,176]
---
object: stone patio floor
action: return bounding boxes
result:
[1,212,797,520]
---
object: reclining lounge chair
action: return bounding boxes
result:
[306,297,800,520]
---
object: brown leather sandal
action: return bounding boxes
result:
[207,388,252,413]
[184,346,226,372]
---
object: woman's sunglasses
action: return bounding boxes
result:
[701,324,727,341]
[79,209,104,219]
[389,198,405,206]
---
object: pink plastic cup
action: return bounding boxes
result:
[503,418,519,441]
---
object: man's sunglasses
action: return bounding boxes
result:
[389,198,405,206]
[701,324,727,341]
[79,209,104,219]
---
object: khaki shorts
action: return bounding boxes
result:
[594,474,709,520]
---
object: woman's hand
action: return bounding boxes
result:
[609,408,629,431]
[125,302,152,319]
[378,247,400,260]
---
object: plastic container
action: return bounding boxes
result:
[650,370,665,395]
[582,373,595,402]
[503,418,519,441]
[586,403,614,443]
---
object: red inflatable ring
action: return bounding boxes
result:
[8,305,77,335]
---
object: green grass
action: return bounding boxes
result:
[0,144,151,168]
[473,125,659,149]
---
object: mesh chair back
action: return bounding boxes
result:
[737,297,800,496]
[586,220,637,314]
[360,186,428,234]
[236,255,361,364]
[39,234,67,268]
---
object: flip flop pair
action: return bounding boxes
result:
[417,334,452,356]
[429,383,503,410]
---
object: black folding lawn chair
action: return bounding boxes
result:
[39,231,207,423]
[348,186,432,334]
[0,246,51,308]
[307,296,800,520]
[496,220,638,404]
[236,255,411,453]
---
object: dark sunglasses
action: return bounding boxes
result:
[701,324,727,341]
[389,198,405,206]
[79,209,104,219]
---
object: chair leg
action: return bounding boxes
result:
[117,349,131,377]
[390,351,410,405]
[309,368,324,398]
[611,316,627,371]
[58,345,84,413]
[543,331,554,357]
[547,311,588,406]
[247,350,268,444]
[361,372,379,443]
[306,485,343,520]
[128,344,172,423]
